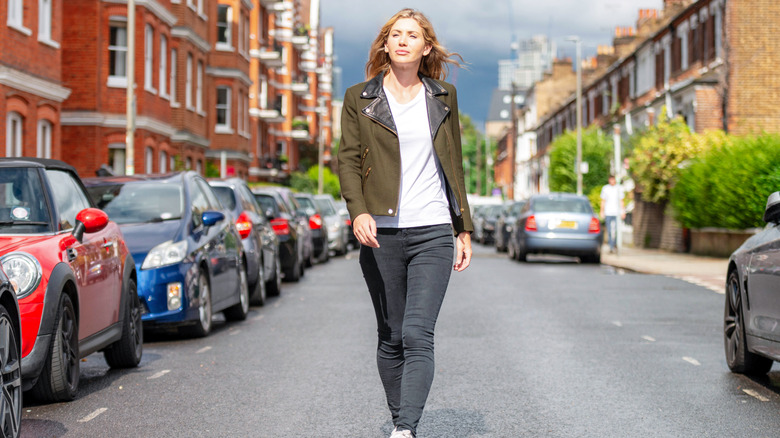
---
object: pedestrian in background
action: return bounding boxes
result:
[337,8,473,438]
[600,175,625,254]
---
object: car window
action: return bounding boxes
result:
[0,167,52,233]
[46,169,91,230]
[315,198,336,215]
[190,180,211,228]
[295,196,317,215]
[93,182,184,225]
[237,185,261,216]
[254,194,279,216]
[533,198,592,214]
[211,186,237,211]
[196,178,221,210]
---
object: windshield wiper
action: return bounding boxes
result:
[144,216,182,223]
[0,221,49,227]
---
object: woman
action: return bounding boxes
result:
[337,9,473,438]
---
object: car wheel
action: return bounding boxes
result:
[267,251,282,296]
[104,278,143,368]
[225,267,250,321]
[0,304,22,436]
[285,252,301,282]
[581,253,601,264]
[31,293,79,402]
[182,270,212,338]
[250,259,267,306]
[320,245,330,263]
[724,270,773,374]
[516,247,527,262]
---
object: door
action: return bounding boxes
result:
[746,225,780,342]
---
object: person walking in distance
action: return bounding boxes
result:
[600,175,625,254]
[337,8,473,438]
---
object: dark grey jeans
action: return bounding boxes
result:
[359,224,454,435]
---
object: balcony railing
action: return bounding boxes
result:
[252,42,284,68]
[291,76,309,95]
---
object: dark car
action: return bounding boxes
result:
[294,193,329,263]
[334,200,358,250]
[507,193,602,263]
[253,188,306,282]
[314,194,350,256]
[724,191,780,375]
[84,172,249,338]
[479,204,504,244]
[495,200,526,252]
[0,158,141,402]
[209,178,282,304]
[0,261,22,435]
[265,187,314,267]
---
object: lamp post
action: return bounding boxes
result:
[567,36,582,196]
[125,0,135,175]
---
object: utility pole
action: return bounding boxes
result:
[568,36,583,195]
[125,0,135,175]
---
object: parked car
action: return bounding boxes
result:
[84,172,249,338]
[253,188,306,282]
[0,158,141,402]
[265,187,314,267]
[334,200,358,250]
[314,194,350,256]
[507,193,602,263]
[724,191,780,375]
[479,204,504,244]
[470,204,487,244]
[0,262,22,436]
[209,178,282,304]
[294,193,329,263]
[495,200,526,252]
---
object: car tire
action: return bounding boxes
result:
[31,293,79,403]
[319,246,330,263]
[267,252,282,296]
[104,278,143,369]
[225,267,250,321]
[285,252,301,282]
[250,259,267,306]
[0,304,22,436]
[582,253,601,264]
[724,270,773,374]
[181,270,212,338]
[516,248,527,262]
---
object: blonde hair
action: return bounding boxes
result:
[365,9,464,81]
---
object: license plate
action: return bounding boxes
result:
[555,221,578,229]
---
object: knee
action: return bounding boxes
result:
[402,325,434,351]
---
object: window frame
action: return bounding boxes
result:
[185,53,193,110]
[196,61,203,113]
[170,48,178,106]
[6,112,23,157]
[216,5,233,50]
[145,147,154,173]
[159,34,168,98]
[37,119,52,158]
[216,86,232,133]
[144,24,156,93]
[108,22,128,87]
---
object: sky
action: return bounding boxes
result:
[320,0,664,130]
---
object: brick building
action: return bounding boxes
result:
[0,0,335,182]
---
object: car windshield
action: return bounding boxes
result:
[295,196,317,215]
[314,198,336,215]
[88,182,184,225]
[0,167,52,233]
[211,186,236,210]
[254,194,278,215]
[533,198,592,214]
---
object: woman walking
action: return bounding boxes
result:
[337,9,473,438]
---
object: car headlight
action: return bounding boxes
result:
[141,240,188,270]
[0,252,42,298]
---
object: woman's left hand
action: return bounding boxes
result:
[453,232,472,272]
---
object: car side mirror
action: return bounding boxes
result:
[764,192,780,223]
[202,211,225,227]
[73,208,109,242]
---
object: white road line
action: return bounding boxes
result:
[196,346,212,354]
[642,335,656,342]
[148,369,171,379]
[229,329,241,336]
[612,321,623,327]
[743,389,770,402]
[78,408,107,423]
[682,356,701,366]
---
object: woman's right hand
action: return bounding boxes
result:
[353,213,379,248]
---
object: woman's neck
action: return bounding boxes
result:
[384,65,421,90]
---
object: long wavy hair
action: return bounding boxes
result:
[365,9,464,81]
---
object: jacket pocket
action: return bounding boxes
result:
[362,167,372,191]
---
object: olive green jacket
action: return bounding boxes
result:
[337,73,473,234]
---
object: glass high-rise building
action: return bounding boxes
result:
[498,35,555,90]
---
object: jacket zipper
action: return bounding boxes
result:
[360,147,369,168]
[445,127,464,218]
[362,167,372,190]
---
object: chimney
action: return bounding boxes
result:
[551,58,574,79]
[636,8,660,36]
[613,26,637,58]
[596,45,617,69]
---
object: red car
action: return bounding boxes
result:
[0,158,142,402]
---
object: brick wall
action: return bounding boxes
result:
[694,87,722,131]
[631,190,685,251]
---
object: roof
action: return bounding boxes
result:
[0,157,78,174]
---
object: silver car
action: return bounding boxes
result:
[724,191,780,375]
[314,194,350,256]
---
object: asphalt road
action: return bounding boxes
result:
[20,244,780,438]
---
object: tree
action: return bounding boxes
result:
[549,126,613,197]
[459,113,491,195]
[289,165,341,198]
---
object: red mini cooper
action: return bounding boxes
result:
[0,158,142,402]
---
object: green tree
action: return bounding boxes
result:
[289,165,341,198]
[549,126,613,201]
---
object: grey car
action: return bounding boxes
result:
[507,193,603,263]
[724,191,780,375]
[314,194,350,256]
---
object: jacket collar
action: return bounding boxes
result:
[359,72,450,138]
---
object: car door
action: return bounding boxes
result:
[238,184,273,274]
[746,224,780,341]
[46,169,122,339]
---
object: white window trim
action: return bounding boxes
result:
[37,120,52,158]
[159,150,167,172]
[108,23,128,87]
[6,112,23,157]
[216,86,232,133]
[185,54,193,110]
[145,147,154,173]
[38,0,60,47]
[159,35,168,98]
[144,25,156,93]
[196,61,203,112]
[170,48,178,106]
[7,0,32,36]
[216,5,233,51]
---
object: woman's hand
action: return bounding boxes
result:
[454,231,472,272]
[353,213,379,248]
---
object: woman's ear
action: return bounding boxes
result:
[423,45,432,56]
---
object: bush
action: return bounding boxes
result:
[549,126,613,196]
[671,133,780,229]
[289,165,341,199]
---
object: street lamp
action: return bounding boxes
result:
[567,36,582,196]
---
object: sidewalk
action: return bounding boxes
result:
[600,245,729,294]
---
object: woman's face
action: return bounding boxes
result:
[384,18,432,69]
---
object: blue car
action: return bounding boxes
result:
[84,172,249,337]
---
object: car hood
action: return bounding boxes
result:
[119,220,182,255]
[0,234,60,254]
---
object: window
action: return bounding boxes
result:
[185,54,193,109]
[196,61,203,112]
[144,25,155,91]
[197,0,204,15]
[38,0,52,42]
[187,0,194,9]
[159,151,167,172]
[196,160,202,174]
[6,112,23,157]
[37,120,52,158]
[159,35,167,97]
[216,86,231,131]
[7,0,29,34]
[186,157,192,169]
[170,49,178,105]
[217,5,232,49]
[145,147,154,173]
[109,23,128,86]
[677,22,690,72]
[45,170,91,230]
[109,144,126,175]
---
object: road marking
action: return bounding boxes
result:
[148,369,171,379]
[682,357,701,366]
[612,321,623,327]
[78,408,107,423]
[642,335,656,342]
[229,329,241,336]
[196,346,212,354]
[743,389,770,402]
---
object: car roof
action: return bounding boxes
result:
[529,192,587,200]
[0,157,79,174]
[82,172,188,186]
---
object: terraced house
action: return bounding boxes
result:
[0,0,335,181]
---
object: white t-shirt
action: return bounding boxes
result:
[373,86,451,228]
[600,183,624,217]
